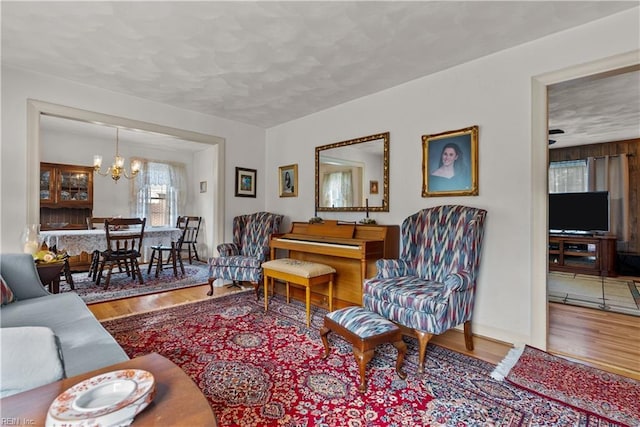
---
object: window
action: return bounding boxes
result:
[548,160,588,193]
[132,160,186,226]
[148,184,169,226]
[321,170,353,208]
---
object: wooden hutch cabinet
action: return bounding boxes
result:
[40,162,94,231]
[40,162,94,208]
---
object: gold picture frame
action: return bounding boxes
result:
[422,125,479,197]
[278,164,298,197]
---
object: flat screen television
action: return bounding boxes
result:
[548,191,609,233]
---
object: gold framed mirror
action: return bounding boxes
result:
[315,132,389,212]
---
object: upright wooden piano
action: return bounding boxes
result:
[269,220,399,307]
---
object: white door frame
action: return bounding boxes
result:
[530,50,640,348]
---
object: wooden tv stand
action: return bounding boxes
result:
[548,234,617,277]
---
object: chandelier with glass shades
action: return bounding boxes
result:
[93,128,141,182]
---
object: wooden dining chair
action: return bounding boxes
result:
[147,216,189,277]
[86,216,112,281]
[179,216,202,264]
[96,217,146,290]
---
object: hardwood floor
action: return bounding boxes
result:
[548,302,640,379]
[89,286,639,380]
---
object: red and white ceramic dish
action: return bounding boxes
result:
[46,369,155,427]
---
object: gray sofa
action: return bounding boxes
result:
[0,253,129,397]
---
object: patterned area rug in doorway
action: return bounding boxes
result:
[548,271,640,316]
[103,292,631,426]
[492,345,640,426]
[60,261,210,304]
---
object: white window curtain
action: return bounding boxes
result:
[322,171,353,208]
[130,159,187,227]
[587,155,631,247]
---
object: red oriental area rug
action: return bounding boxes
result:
[492,345,640,426]
[103,293,630,426]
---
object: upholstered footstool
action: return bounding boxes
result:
[320,306,407,392]
[262,258,336,327]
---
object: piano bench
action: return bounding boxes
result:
[320,306,407,392]
[262,258,336,327]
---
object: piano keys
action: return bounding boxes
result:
[269,220,399,306]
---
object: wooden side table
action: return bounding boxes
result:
[0,352,217,426]
[36,262,65,294]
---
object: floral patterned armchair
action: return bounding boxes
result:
[207,212,283,297]
[363,205,487,373]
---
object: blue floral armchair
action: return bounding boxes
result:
[207,212,283,298]
[363,205,487,373]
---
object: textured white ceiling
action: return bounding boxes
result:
[548,69,640,148]
[2,1,637,130]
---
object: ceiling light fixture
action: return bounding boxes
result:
[93,128,141,182]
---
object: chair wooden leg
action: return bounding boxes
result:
[463,320,474,351]
[133,258,144,284]
[305,286,311,327]
[170,243,178,276]
[414,330,434,374]
[96,258,106,287]
[354,347,375,392]
[320,326,331,358]
[154,250,163,278]
[177,248,185,275]
[89,250,100,281]
[147,249,156,275]
[63,259,74,290]
[192,243,200,262]
[264,275,269,312]
[392,339,408,380]
[207,278,214,296]
[103,262,114,290]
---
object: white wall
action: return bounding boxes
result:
[1,66,266,255]
[265,8,640,346]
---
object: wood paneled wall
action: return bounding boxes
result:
[549,138,639,254]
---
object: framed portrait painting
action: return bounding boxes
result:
[369,180,379,194]
[422,125,479,197]
[278,164,298,197]
[235,167,257,198]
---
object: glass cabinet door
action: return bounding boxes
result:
[40,164,56,203]
[57,167,92,204]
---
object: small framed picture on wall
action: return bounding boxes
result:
[278,164,298,197]
[369,180,379,194]
[235,167,257,198]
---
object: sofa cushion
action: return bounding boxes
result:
[0,276,15,305]
[0,292,129,377]
[0,326,65,397]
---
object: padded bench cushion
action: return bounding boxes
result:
[326,306,398,339]
[262,258,336,278]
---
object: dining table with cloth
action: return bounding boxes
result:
[40,227,183,263]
